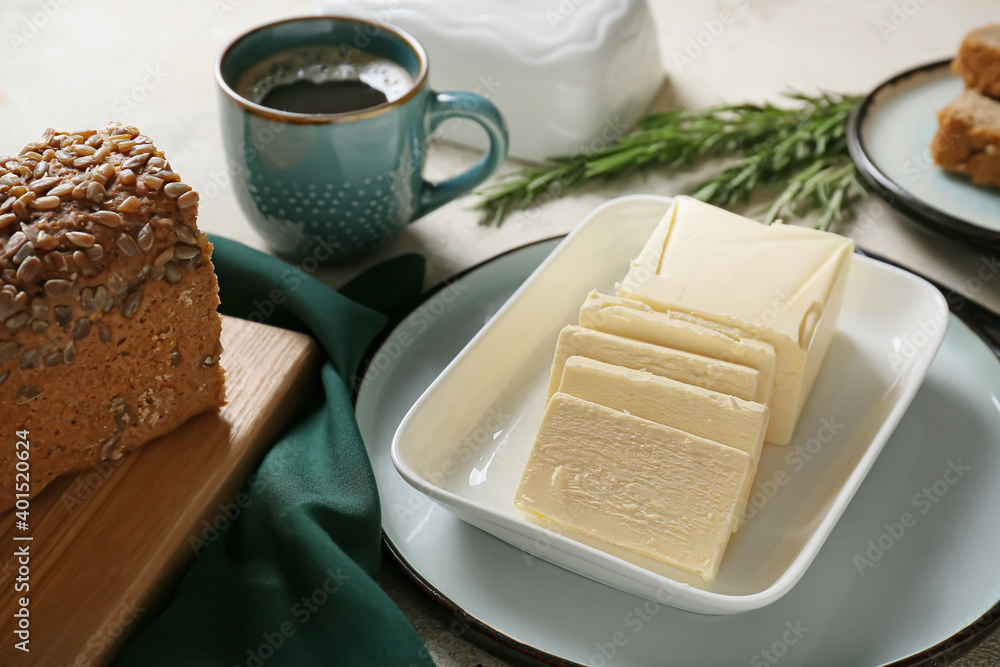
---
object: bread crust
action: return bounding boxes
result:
[953,24,1000,98]
[0,125,226,511]
[931,89,1000,189]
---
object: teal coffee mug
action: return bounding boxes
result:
[216,16,508,262]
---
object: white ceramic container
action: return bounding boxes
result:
[315,0,665,162]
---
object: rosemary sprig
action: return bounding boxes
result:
[475,93,865,231]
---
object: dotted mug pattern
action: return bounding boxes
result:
[245,171,412,259]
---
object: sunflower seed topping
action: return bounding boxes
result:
[5,231,27,256]
[19,348,39,369]
[47,181,74,198]
[5,312,30,331]
[142,175,164,192]
[44,278,71,297]
[163,182,191,199]
[115,233,139,256]
[177,190,199,209]
[15,255,41,282]
[92,211,123,228]
[122,153,150,170]
[119,196,140,213]
[29,195,61,211]
[12,241,33,265]
[74,250,96,276]
[14,385,41,403]
[174,244,200,260]
[122,291,142,318]
[153,247,174,267]
[63,341,76,365]
[29,177,59,194]
[0,341,21,362]
[118,168,137,186]
[175,224,197,244]
[54,305,72,327]
[94,285,111,312]
[137,224,154,252]
[164,261,181,285]
[66,231,95,247]
[86,181,106,204]
[35,230,58,250]
[72,317,92,340]
[81,287,95,311]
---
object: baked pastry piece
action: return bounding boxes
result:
[0,124,226,511]
[952,24,1000,98]
[930,89,1000,189]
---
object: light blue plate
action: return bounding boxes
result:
[355,239,1000,667]
[850,60,1000,247]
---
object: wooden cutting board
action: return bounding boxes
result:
[0,315,319,666]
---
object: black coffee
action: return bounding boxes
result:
[260,79,388,114]
[237,46,413,115]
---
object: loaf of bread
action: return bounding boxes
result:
[0,124,226,511]
[952,24,1000,98]
[930,89,1000,189]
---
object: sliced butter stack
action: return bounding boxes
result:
[579,291,775,407]
[515,393,752,582]
[617,196,853,445]
[546,324,761,402]
[556,355,769,530]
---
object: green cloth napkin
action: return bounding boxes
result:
[114,236,435,667]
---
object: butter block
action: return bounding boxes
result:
[546,324,760,402]
[617,196,853,445]
[579,292,775,406]
[515,393,753,582]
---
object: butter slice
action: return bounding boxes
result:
[546,324,760,402]
[515,393,752,582]
[558,356,768,461]
[579,292,775,406]
[617,196,853,444]
[557,356,769,531]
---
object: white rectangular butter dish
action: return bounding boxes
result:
[391,195,948,614]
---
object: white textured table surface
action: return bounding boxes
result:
[1,1,997,665]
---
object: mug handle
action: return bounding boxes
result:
[414,91,508,220]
